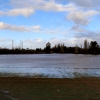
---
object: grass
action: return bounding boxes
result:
[0,77,100,100]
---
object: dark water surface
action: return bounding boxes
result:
[0,54,100,78]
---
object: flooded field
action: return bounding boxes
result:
[0,54,100,78]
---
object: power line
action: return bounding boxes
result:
[12,40,14,49]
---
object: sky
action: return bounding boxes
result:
[0,0,100,49]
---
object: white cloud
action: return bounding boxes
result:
[0,0,77,17]
[32,26,41,32]
[0,22,30,32]
[0,22,61,34]
[37,2,77,12]
[8,8,34,17]
[10,0,77,12]
[0,22,42,32]
[67,10,99,26]
[0,8,34,17]
[0,0,99,26]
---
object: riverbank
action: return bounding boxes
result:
[0,77,100,100]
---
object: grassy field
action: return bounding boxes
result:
[0,77,100,100]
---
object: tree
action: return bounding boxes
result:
[89,41,99,54]
[57,44,61,53]
[45,42,51,53]
[60,43,64,53]
[84,39,88,49]
[75,44,78,54]
[84,39,88,54]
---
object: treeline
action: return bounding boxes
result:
[44,40,100,54]
[0,40,100,54]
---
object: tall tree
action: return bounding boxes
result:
[75,44,78,54]
[89,41,99,54]
[84,39,88,54]
[45,42,51,53]
[84,39,88,49]
[60,43,64,53]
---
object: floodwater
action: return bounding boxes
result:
[0,54,100,78]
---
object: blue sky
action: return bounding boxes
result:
[0,0,100,49]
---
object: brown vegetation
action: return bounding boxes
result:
[0,77,100,100]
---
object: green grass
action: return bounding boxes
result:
[0,77,100,100]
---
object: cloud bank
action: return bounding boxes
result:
[0,22,41,32]
[0,8,34,17]
[0,22,61,34]
[67,10,98,26]
[0,0,99,27]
